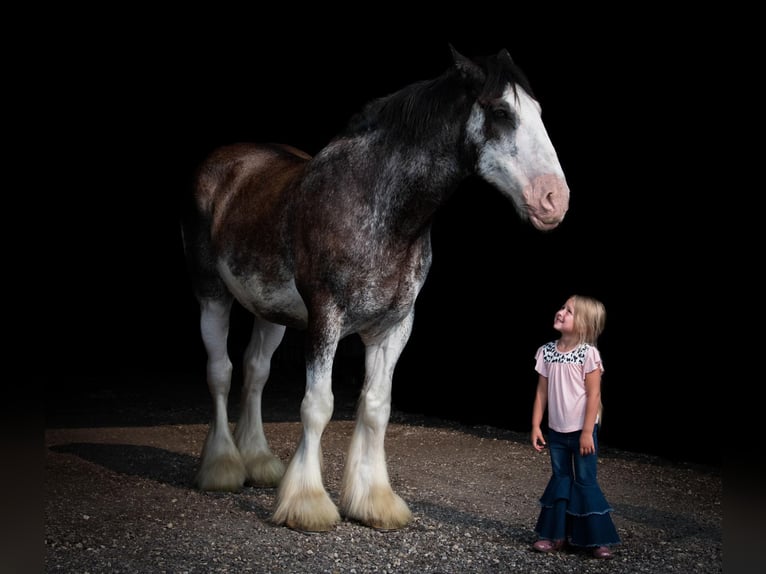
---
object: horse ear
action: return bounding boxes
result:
[449,44,485,84]
[497,48,514,66]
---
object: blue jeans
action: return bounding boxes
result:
[534,426,620,547]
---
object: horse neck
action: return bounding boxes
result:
[332,72,475,235]
[330,124,471,238]
[388,150,466,235]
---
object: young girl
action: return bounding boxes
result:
[530,295,620,559]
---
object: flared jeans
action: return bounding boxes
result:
[534,426,621,548]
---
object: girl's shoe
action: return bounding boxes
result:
[592,546,613,559]
[532,539,564,553]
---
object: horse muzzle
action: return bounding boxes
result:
[525,174,570,231]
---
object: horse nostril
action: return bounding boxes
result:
[545,191,563,215]
[531,175,568,217]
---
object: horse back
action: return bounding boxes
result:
[195,142,309,223]
[183,142,311,304]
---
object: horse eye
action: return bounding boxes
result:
[491,106,515,126]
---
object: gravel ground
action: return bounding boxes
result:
[44,379,722,574]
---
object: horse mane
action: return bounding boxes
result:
[340,74,464,145]
[339,51,536,146]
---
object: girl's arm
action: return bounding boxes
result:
[580,368,602,455]
[531,374,548,452]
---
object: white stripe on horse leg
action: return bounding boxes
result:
[340,312,414,530]
[196,298,246,491]
[234,317,286,487]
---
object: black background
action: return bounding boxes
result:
[48,9,716,466]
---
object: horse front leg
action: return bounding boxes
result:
[340,311,414,530]
[234,317,286,487]
[196,298,246,491]
[271,314,341,532]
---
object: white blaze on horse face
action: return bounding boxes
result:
[468,85,570,231]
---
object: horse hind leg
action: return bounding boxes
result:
[234,317,287,487]
[195,297,247,491]
[339,312,415,530]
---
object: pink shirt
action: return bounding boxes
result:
[534,341,604,433]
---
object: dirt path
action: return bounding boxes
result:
[45,407,721,573]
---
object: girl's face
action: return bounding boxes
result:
[553,298,576,334]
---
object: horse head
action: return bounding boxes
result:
[453,46,570,231]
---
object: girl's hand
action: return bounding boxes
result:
[531,428,546,452]
[580,434,595,456]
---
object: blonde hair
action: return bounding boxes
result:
[569,294,606,423]
[569,294,606,346]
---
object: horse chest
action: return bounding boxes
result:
[298,238,432,327]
